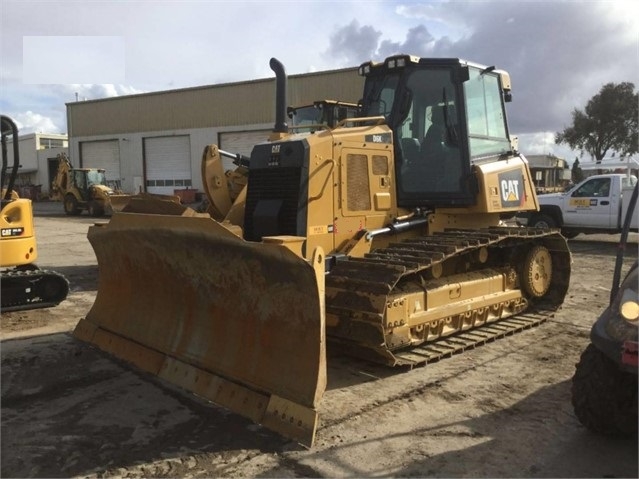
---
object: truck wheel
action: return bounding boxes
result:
[529,213,556,229]
[63,195,81,216]
[571,343,638,437]
[561,229,580,239]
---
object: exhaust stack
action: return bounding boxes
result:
[269,58,288,134]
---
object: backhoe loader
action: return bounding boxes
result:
[51,153,181,216]
[74,55,571,447]
[50,153,120,216]
[1,115,69,312]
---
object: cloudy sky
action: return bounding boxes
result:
[1,0,637,165]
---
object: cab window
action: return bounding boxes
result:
[464,68,510,159]
[573,177,611,197]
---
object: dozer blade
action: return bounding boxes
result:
[109,192,182,213]
[74,212,326,447]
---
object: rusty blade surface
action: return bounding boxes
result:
[76,212,326,418]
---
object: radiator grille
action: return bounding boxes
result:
[372,155,389,175]
[347,154,371,211]
[244,167,302,241]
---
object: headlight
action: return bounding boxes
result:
[620,288,639,322]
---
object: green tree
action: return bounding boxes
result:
[555,82,638,163]
[571,157,584,183]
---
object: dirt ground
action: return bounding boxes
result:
[1,201,638,478]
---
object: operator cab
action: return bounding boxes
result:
[71,169,108,201]
[287,100,360,130]
[358,55,514,208]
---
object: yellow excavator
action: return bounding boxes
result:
[74,55,571,446]
[1,115,69,312]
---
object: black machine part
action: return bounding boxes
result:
[590,260,638,373]
[1,268,70,313]
[1,114,71,313]
[1,115,20,202]
[589,182,639,371]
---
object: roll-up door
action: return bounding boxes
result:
[81,140,121,186]
[144,136,191,195]
[219,130,270,169]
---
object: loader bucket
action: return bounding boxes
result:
[109,192,182,213]
[74,212,327,446]
[107,194,132,213]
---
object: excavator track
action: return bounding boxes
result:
[1,268,69,313]
[326,227,571,366]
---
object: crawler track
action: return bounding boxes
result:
[326,227,571,366]
[1,268,69,312]
[392,310,553,366]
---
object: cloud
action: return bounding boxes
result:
[12,111,60,134]
[416,1,638,135]
[378,25,436,58]
[322,1,638,160]
[2,0,637,163]
[23,36,125,84]
[322,20,383,66]
[3,84,147,135]
[62,84,147,102]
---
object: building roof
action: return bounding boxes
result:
[526,154,567,169]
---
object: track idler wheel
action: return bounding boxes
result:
[522,245,552,298]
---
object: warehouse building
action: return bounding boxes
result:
[65,67,363,198]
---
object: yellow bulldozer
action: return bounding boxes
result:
[74,55,572,446]
[1,115,69,312]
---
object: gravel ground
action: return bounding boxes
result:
[1,201,637,478]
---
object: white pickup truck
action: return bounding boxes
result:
[521,173,638,238]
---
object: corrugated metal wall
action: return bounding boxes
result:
[67,68,363,137]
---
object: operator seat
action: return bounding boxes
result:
[420,105,463,192]
[421,106,446,159]
[401,137,421,164]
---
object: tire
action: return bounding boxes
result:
[63,194,81,216]
[529,213,556,229]
[561,229,580,239]
[571,343,638,437]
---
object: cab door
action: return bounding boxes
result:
[563,177,614,228]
